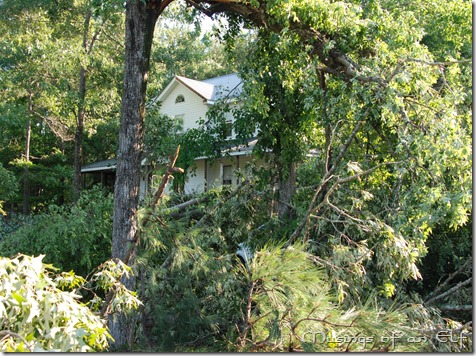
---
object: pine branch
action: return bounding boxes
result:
[292,314,356,331]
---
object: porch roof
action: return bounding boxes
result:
[81,159,117,173]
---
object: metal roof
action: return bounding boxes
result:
[81,159,117,173]
[202,73,243,102]
[175,76,215,100]
[166,73,243,103]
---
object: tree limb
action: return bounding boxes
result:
[424,277,472,306]
[424,259,472,302]
[140,145,183,229]
[0,330,33,352]
[286,117,367,246]
[439,305,472,312]
[122,145,183,267]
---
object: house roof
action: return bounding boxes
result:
[81,159,117,173]
[202,73,243,102]
[156,73,243,104]
[81,158,148,173]
[194,138,258,160]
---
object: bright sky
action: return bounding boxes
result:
[199,14,228,34]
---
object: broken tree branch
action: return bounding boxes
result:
[123,145,183,266]
[141,145,184,229]
[424,277,472,306]
[161,195,210,217]
[439,305,472,312]
[424,258,472,302]
[286,117,367,246]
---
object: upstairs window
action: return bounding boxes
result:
[175,94,185,103]
[223,120,233,139]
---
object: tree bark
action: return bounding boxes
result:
[109,0,163,350]
[277,161,296,220]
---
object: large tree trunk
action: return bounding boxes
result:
[277,161,296,220]
[109,0,162,350]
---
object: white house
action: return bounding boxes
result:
[82,73,262,196]
[155,73,260,194]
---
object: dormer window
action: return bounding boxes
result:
[175,94,185,103]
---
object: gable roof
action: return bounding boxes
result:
[156,73,243,104]
[175,76,214,100]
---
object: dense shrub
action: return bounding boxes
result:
[0,186,113,276]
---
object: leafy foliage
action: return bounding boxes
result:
[0,0,472,352]
[205,0,473,302]
[0,0,124,211]
[0,163,18,215]
[0,187,113,276]
[0,254,110,352]
[0,254,142,352]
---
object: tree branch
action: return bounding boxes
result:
[123,145,183,267]
[424,259,472,303]
[287,117,367,246]
[439,305,472,312]
[140,145,183,229]
[0,330,33,352]
[424,277,472,306]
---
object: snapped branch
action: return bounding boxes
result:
[424,277,472,306]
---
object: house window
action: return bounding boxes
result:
[222,165,233,185]
[175,94,185,103]
[223,120,233,139]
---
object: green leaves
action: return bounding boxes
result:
[0,187,113,276]
[0,254,110,352]
[0,253,145,352]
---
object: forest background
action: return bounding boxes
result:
[0,0,472,352]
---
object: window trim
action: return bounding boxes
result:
[175,94,185,103]
[222,164,233,185]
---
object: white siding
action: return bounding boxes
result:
[155,79,263,195]
[205,155,258,191]
[185,160,206,194]
[160,82,209,131]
